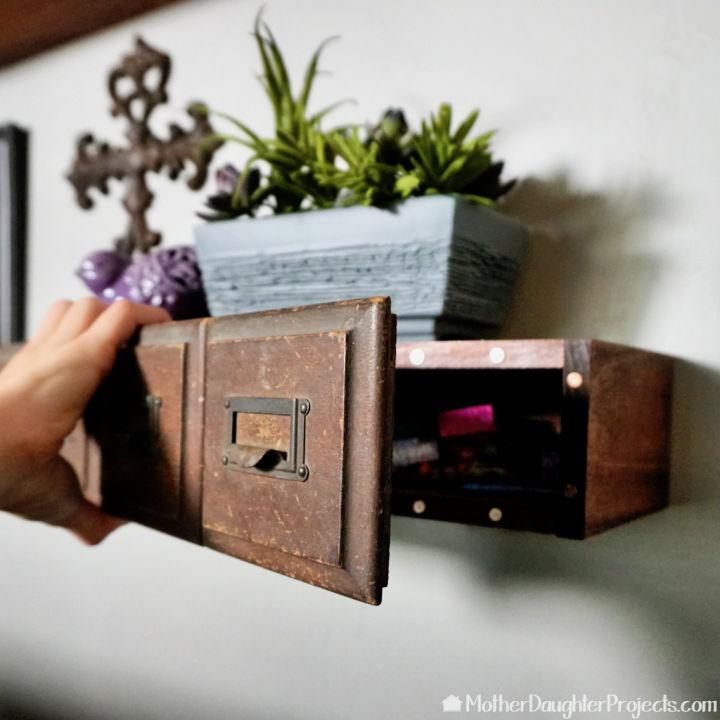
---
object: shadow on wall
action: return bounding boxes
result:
[0,695,79,720]
[499,174,666,341]
[391,174,720,704]
[670,360,720,504]
[392,506,720,704]
[497,174,720,502]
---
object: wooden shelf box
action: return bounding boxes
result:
[393,339,673,539]
[0,301,673,603]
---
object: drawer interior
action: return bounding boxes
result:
[392,368,565,533]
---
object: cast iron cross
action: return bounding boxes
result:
[67,37,221,255]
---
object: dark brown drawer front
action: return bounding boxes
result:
[86,299,396,604]
[200,299,395,604]
[98,344,186,519]
[87,320,204,542]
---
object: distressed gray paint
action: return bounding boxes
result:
[194,196,528,339]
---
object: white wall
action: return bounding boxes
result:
[1,1,719,717]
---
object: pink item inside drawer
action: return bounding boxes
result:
[438,404,495,438]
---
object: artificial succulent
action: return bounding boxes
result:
[197,15,515,220]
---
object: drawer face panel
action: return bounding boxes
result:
[203,332,346,566]
[201,298,395,604]
[96,343,186,519]
[0,300,394,604]
[86,318,204,542]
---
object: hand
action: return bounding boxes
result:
[0,298,170,544]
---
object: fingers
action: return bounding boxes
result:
[31,299,73,344]
[47,297,109,345]
[35,298,171,351]
[82,299,171,356]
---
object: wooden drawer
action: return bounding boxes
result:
[0,308,673,603]
[198,300,395,603]
[90,298,395,604]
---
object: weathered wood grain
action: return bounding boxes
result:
[0,0,185,68]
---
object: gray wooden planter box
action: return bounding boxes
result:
[194,195,528,340]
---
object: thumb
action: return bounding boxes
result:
[10,455,124,544]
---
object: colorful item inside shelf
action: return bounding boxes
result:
[438,403,495,438]
[393,404,562,494]
[393,438,440,468]
[77,245,208,320]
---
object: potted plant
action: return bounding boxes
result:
[193,16,527,339]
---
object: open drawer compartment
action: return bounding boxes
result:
[394,340,673,538]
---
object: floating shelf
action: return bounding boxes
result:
[0,313,674,602]
[393,340,673,538]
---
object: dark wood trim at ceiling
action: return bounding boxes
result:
[0,0,186,69]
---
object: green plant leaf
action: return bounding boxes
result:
[462,193,494,206]
[309,98,355,125]
[260,21,293,105]
[394,173,421,198]
[207,110,267,147]
[198,21,515,220]
[253,16,282,121]
[299,35,339,111]
[199,133,255,151]
[438,155,467,185]
[452,109,479,145]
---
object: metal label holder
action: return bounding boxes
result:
[222,396,310,481]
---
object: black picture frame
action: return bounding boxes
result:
[0,124,28,343]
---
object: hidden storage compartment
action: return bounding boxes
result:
[392,368,565,533]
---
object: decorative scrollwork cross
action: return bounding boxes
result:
[67,37,221,255]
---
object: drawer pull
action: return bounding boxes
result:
[223,396,310,481]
